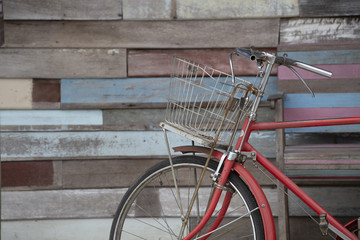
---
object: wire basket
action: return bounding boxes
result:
[161,57,258,149]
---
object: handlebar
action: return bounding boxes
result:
[235,48,332,78]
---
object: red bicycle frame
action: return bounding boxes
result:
[177,116,360,240]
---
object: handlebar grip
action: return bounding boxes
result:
[275,56,332,78]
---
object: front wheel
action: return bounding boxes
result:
[110,155,265,239]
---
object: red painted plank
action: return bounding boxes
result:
[2,161,53,187]
[278,64,360,81]
[128,49,278,77]
[284,107,360,121]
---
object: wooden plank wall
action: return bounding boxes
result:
[1,1,360,239]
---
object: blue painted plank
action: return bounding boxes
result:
[284,93,360,108]
[61,77,278,106]
[278,49,360,64]
[0,110,103,131]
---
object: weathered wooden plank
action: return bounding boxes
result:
[0,130,276,161]
[278,64,360,81]
[0,79,32,109]
[280,18,360,45]
[2,189,126,220]
[288,187,360,216]
[128,49,277,77]
[4,19,280,48]
[61,77,279,109]
[278,78,360,94]
[32,79,60,109]
[0,12,3,46]
[123,0,173,20]
[2,219,113,240]
[284,93,360,108]
[284,107,360,121]
[278,49,360,65]
[0,48,127,78]
[103,106,276,131]
[299,0,360,17]
[3,0,122,20]
[176,0,299,19]
[278,42,360,52]
[0,110,103,131]
[1,161,53,187]
[3,186,359,220]
[1,187,278,220]
[62,157,277,189]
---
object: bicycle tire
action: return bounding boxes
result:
[110,155,265,240]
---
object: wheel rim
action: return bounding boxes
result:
[112,160,261,240]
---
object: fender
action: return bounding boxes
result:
[173,145,276,240]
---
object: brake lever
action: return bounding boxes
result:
[287,65,315,98]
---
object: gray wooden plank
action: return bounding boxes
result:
[299,0,360,17]
[103,107,275,131]
[123,0,173,20]
[0,48,127,78]
[1,187,279,220]
[0,12,3,46]
[4,19,280,48]
[288,187,360,217]
[0,130,277,161]
[176,0,299,19]
[3,0,122,20]
[3,186,359,220]
[280,17,360,45]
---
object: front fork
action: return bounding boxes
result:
[182,155,237,240]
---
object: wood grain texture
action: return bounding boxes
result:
[278,42,360,52]
[32,79,60,109]
[0,131,276,161]
[61,77,279,109]
[3,0,122,20]
[2,186,359,220]
[1,161,53,187]
[278,49,360,65]
[2,219,113,240]
[284,93,360,108]
[0,12,3,46]
[0,110,103,131]
[123,0,173,20]
[280,17,360,45]
[4,19,280,48]
[278,78,360,94]
[128,49,277,77]
[0,79,32,109]
[176,0,299,19]
[299,0,360,17]
[278,64,360,81]
[0,48,127,78]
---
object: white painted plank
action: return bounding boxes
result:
[0,110,103,128]
[2,219,113,240]
[0,79,32,109]
[0,131,276,161]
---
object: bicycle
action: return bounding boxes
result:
[109,48,360,240]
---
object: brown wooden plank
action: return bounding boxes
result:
[299,0,360,17]
[32,79,61,109]
[278,78,360,93]
[0,48,127,78]
[280,17,360,45]
[4,19,280,48]
[3,0,122,20]
[128,49,277,77]
[1,161,53,187]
